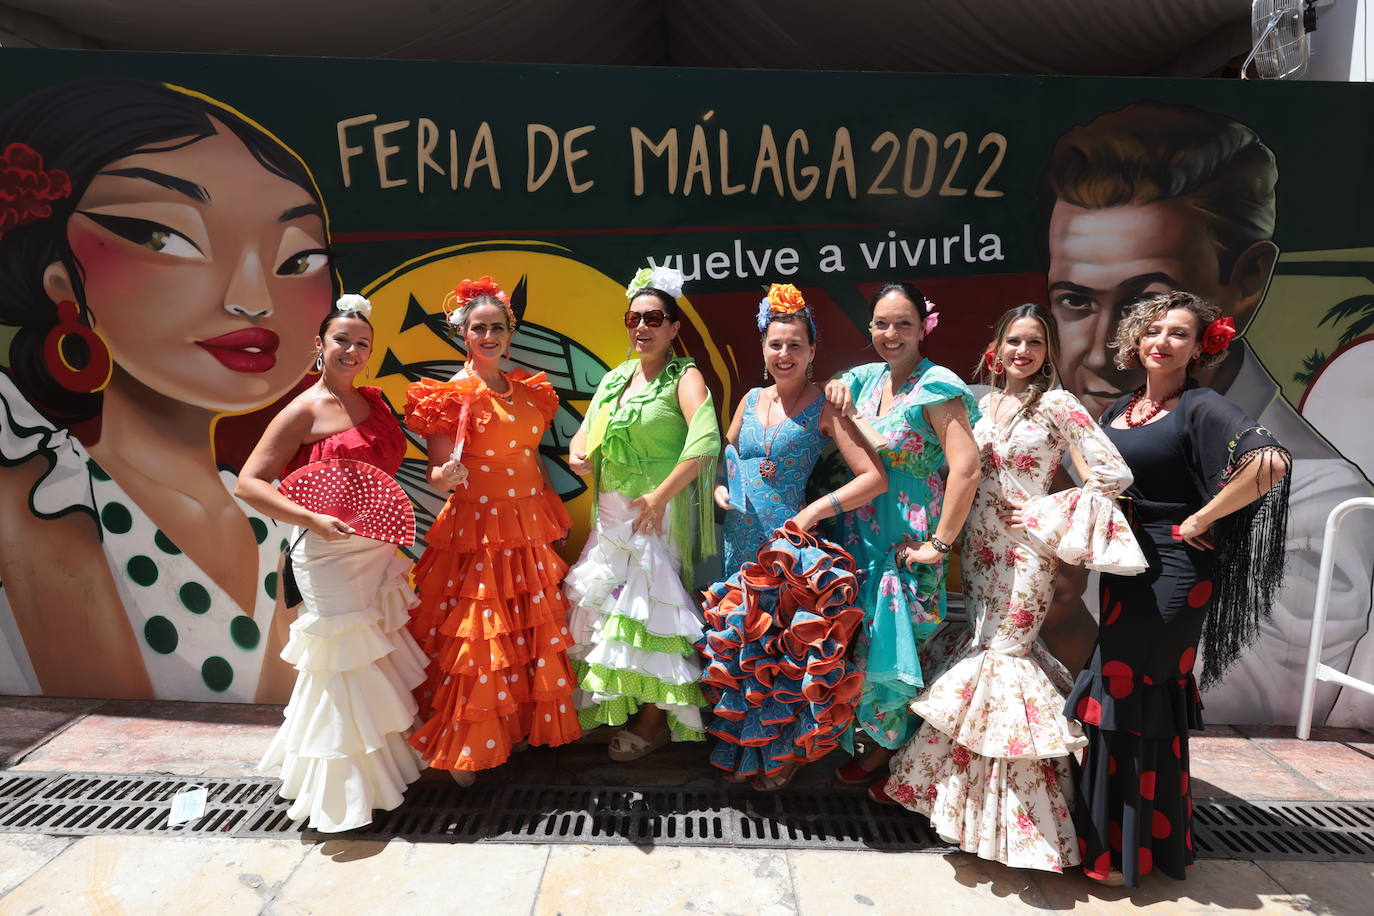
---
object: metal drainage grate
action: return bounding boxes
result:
[345,784,944,851]
[0,773,279,837]
[1192,799,1374,862]
[2,771,1373,862]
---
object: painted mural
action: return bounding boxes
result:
[0,51,1369,728]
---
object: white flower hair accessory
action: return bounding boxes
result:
[625,265,685,301]
[335,293,372,319]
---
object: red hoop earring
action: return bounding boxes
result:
[992,358,1006,376]
[43,300,112,393]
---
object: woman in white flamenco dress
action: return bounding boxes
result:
[883,305,1146,873]
[236,297,426,832]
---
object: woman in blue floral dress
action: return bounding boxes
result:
[823,282,981,795]
[699,285,886,790]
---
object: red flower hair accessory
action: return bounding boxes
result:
[982,343,997,370]
[1201,316,1236,355]
[0,142,72,240]
[445,275,516,330]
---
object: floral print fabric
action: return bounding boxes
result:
[838,360,980,750]
[886,389,1145,873]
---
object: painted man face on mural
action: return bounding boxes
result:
[1043,102,1280,418]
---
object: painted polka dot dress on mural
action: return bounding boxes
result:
[0,372,281,700]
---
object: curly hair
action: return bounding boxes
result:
[1110,291,1226,371]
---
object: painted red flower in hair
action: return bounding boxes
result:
[1202,317,1236,354]
[0,143,71,239]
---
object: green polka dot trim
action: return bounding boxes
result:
[125,555,158,587]
[599,615,697,657]
[87,459,111,482]
[143,616,178,654]
[100,502,132,534]
[279,538,290,554]
[179,582,212,614]
[263,572,278,600]
[249,517,268,545]
[572,659,706,735]
[230,616,260,650]
[572,686,705,743]
[154,530,182,555]
[201,656,233,692]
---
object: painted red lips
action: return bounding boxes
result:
[196,327,280,373]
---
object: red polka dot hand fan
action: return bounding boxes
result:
[280,459,416,546]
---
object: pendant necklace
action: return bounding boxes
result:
[758,389,801,479]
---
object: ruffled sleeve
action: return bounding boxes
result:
[403,377,491,440]
[841,362,882,402]
[510,371,560,424]
[906,363,981,428]
[1019,390,1147,574]
[0,372,96,521]
[581,361,636,456]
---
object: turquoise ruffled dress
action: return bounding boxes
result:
[839,359,979,749]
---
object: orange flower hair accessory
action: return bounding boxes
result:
[756,283,815,335]
[444,275,516,330]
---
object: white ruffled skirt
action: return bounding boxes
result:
[258,531,427,832]
[565,491,707,740]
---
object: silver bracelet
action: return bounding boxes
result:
[827,493,843,517]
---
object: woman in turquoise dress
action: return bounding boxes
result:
[823,281,982,794]
[699,284,886,790]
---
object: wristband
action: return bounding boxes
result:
[827,493,843,517]
[928,535,953,554]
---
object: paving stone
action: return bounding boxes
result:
[0,695,105,766]
[1033,858,1303,913]
[1257,860,1374,914]
[535,845,797,915]
[790,849,1053,914]
[0,835,309,915]
[267,839,548,915]
[1233,724,1374,799]
[13,700,283,777]
[1189,726,1320,800]
[0,833,75,897]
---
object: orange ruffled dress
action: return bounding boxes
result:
[404,371,581,771]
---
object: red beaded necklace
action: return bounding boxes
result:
[1124,383,1186,427]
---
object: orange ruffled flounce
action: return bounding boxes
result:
[405,372,581,771]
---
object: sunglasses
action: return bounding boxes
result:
[623,309,670,328]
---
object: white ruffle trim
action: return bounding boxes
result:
[0,372,95,518]
[259,558,425,832]
[892,732,1080,873]
[1021,488,1147,574]
[911,649,1086,759]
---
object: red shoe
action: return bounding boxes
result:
[866,778,899,806]
[837,760,882,785]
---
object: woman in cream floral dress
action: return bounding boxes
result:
[884,304,1146,873]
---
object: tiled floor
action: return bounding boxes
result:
[2,695,1372,914]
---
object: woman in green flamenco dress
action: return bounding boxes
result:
[564,266,720,760]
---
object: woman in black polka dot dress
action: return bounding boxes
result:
[1066,292,1290,887]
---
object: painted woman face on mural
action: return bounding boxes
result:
[47,121,332,411]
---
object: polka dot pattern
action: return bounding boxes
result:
[279,458,416,546]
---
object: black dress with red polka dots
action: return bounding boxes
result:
[1064,385,1287,887]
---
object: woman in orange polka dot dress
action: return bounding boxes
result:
[404,277,580,785]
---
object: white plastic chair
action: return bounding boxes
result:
[1296,497,1374,739]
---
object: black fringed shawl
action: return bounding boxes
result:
[1179,386,1292,689]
